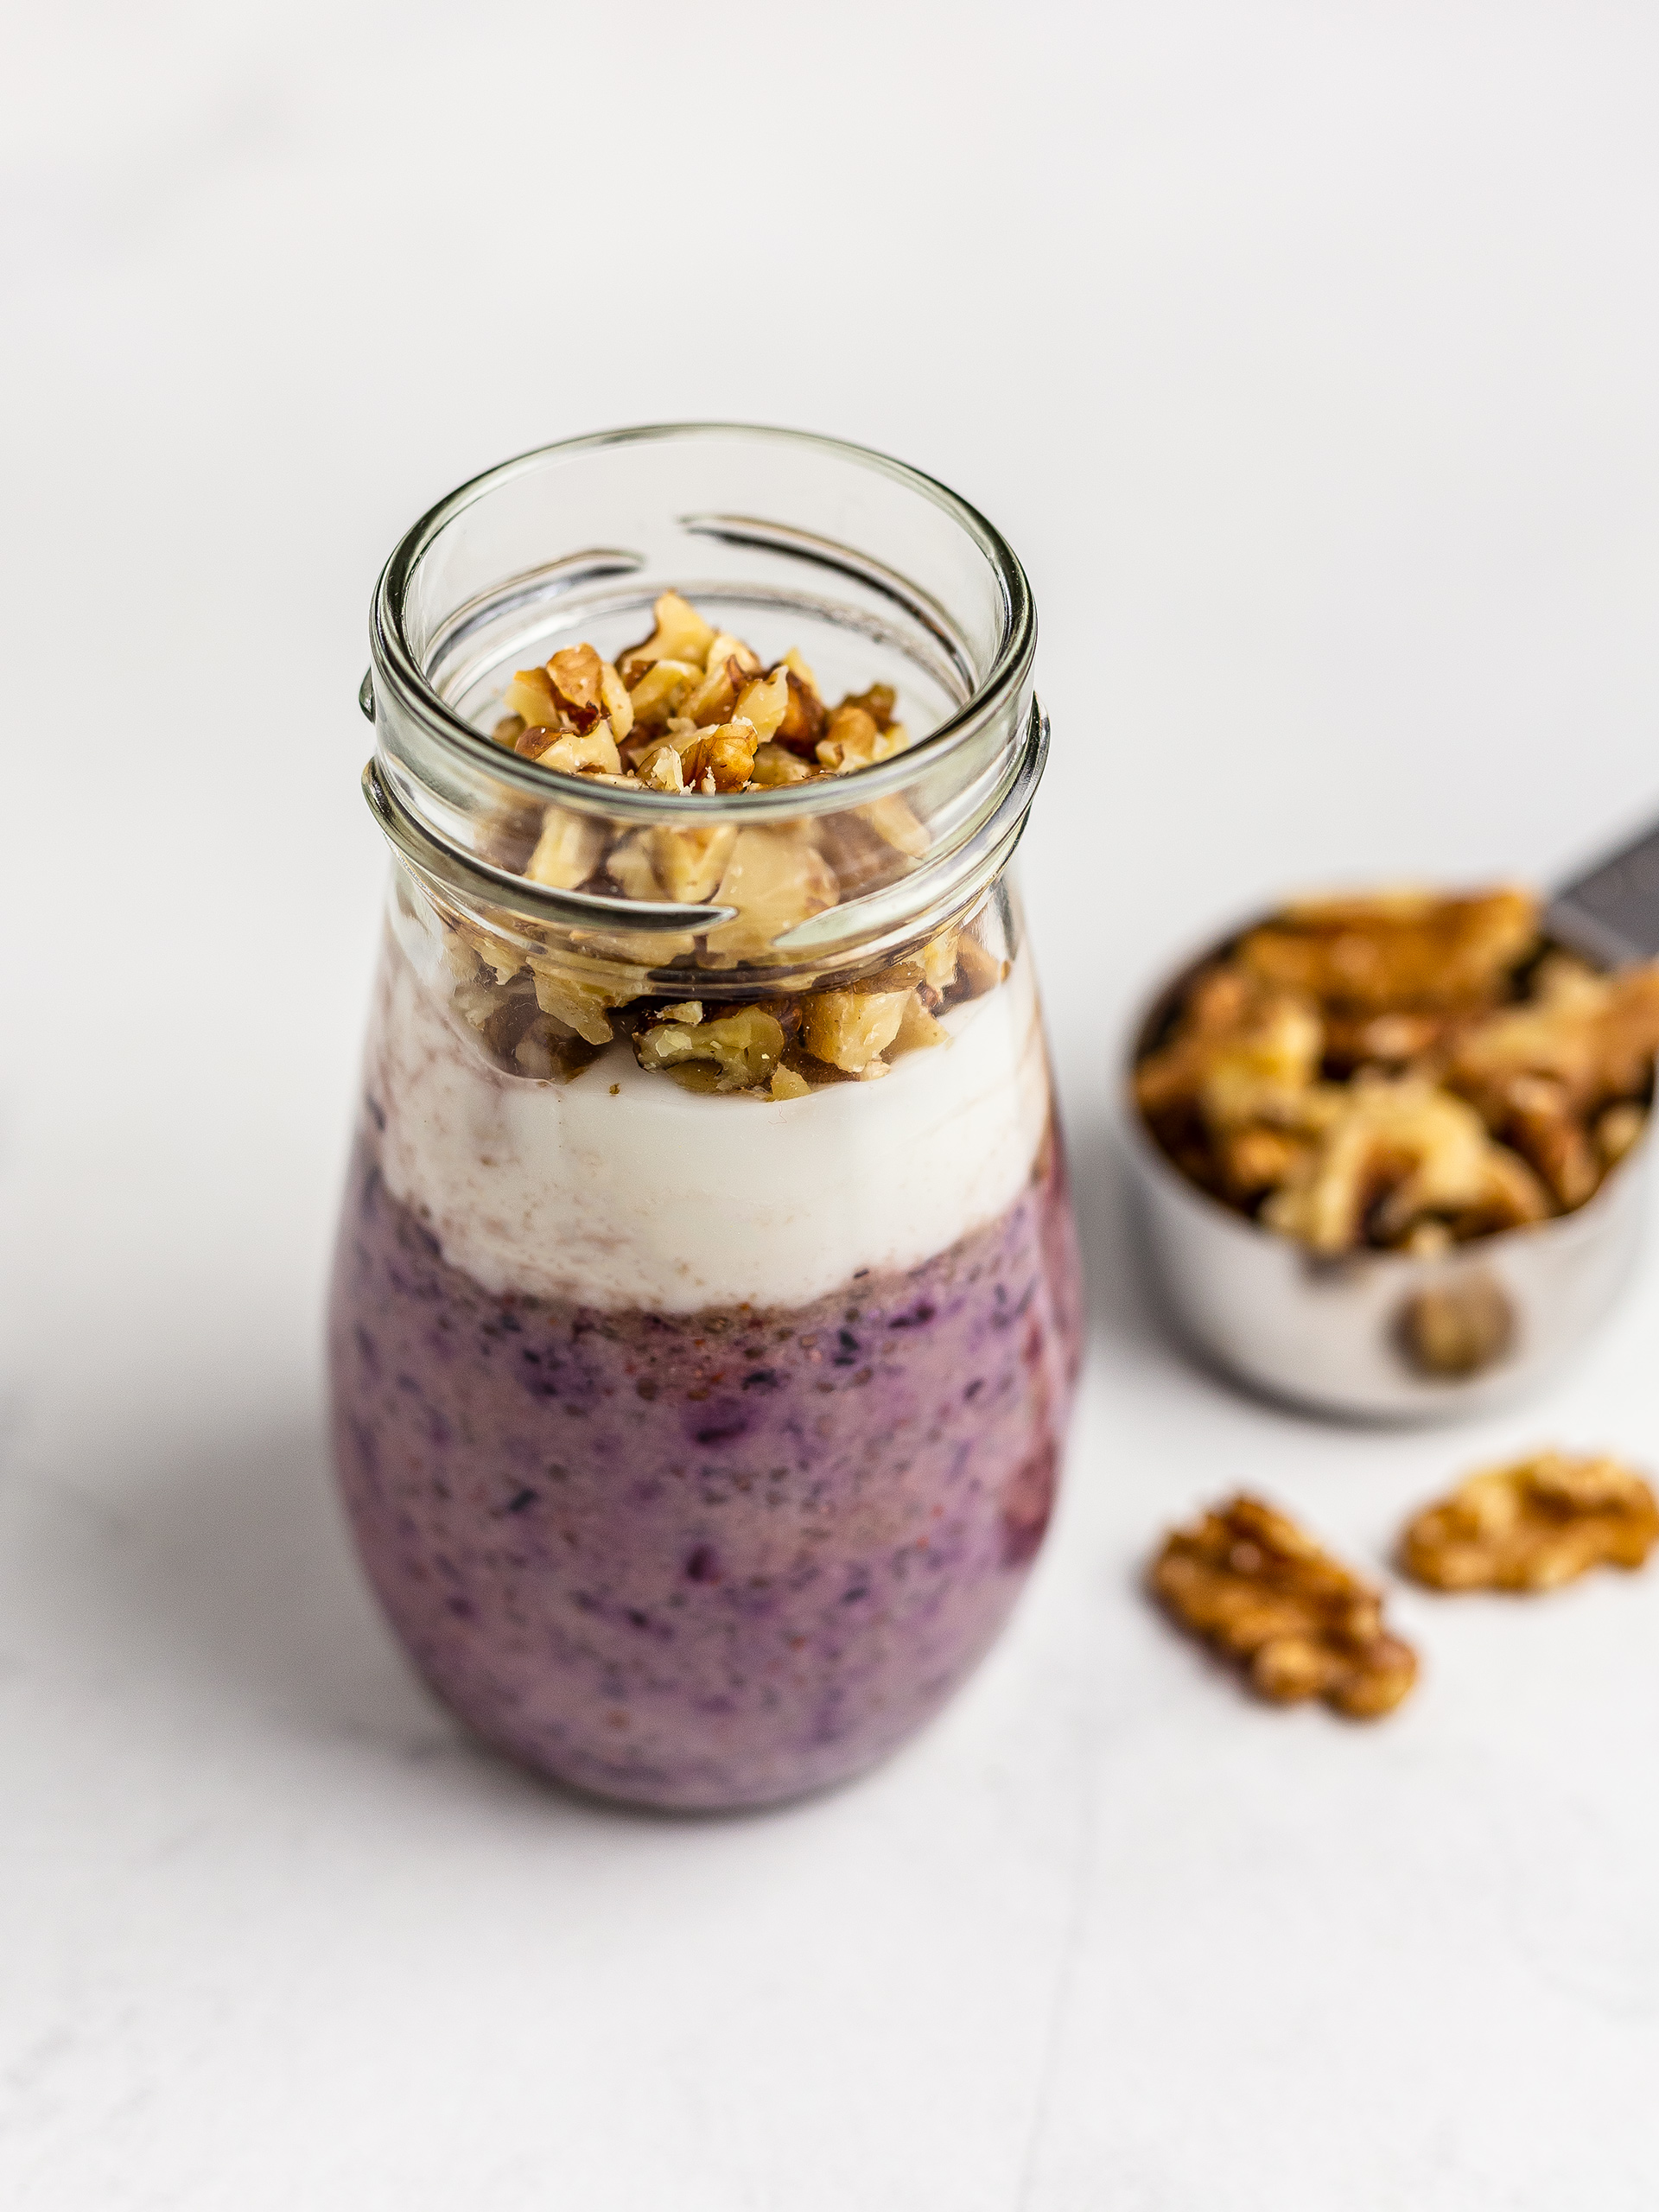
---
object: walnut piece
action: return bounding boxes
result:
[645,822,738,904]
[857,794,929,860]
[1402,1452,1659,1592]
[518,725,621,776]
[801,986,912,1076]
[734,667,790,742]
[921,928,960,995]
[888,991,950,1058]
[545,643,604,729]
[775,664,827,754]
[681,654,746,729]
[1238,887,1540,1010]
[703,828,838,959]
[617,591,715,684]
[626,658,702,728]
[748,741,816,787]
[1150,1495,1418,1719]
[503,666,564,730]
[1260,1077,1551,1255]
[635,742,686,793]
[678,718,761,793]
[956,936,1007,997]
[1446,960,1659,1133]
[632,1006,785,1093]
[524,955,632,1046]
[598,660,632,740]
[524,807,605,892]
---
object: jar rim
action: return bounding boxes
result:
[370,421,1037,821]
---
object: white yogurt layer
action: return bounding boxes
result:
[367,931,1051,1313]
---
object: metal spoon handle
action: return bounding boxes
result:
[1548,817,1659,968]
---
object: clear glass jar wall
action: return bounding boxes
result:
[328,426,1084,1809]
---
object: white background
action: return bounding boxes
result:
[5,3,1659,2205]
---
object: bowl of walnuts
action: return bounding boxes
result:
[1127,886,1659,1418]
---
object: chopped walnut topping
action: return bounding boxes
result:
[430,592,1022,1095]
[842,682,898,729]
[499,591,922,823]
[1135,887,1657,1252]
[438,899,1002,1092]
[471,591,957,971]
[1150,1495,1418,1719]
[817,705,891,773]
[858,794,929,860]
[1402,1452,1659,1592]
[604,833,663,903]
[452,921,524,985]
[449,968,607,1083]
[822,720,912,777]
[703,630,760,677]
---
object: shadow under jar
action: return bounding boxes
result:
[328,425,1083,1811]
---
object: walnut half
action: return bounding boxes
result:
[1150,1494,1418,1719]
[1402,1452,1659,1592]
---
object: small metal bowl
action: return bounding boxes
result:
[1122,928,1654,1423]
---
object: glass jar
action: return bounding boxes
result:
[328,425,1083,1810]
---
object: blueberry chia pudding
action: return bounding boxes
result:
[332,588,1083,1808]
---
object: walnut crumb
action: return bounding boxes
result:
[1150,1494,1418,1719]
[1402,1451,1659,1592]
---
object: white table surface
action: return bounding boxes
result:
[7,3,1659,2204]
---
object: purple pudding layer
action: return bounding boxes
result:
[327,1130,1083,1810]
